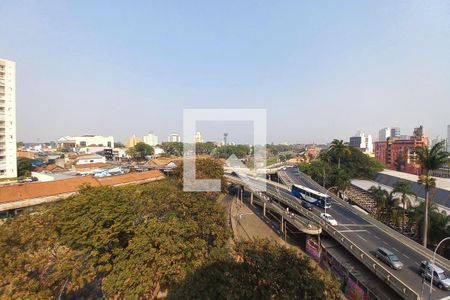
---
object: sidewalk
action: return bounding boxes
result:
[230,196,288,246]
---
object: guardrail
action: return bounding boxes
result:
[226,175,419,300]
[227,176,321,234]
[292,170,450,271]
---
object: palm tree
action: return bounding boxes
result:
[412,201,450,245]
[415,140,449,247]
[329,139,351,169]
[368,186,390,220]
[392,180,415,233]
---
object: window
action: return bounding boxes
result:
[80,141,86,147]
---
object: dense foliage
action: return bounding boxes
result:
[215,144,250,159]
[299,141,383,191]
[0,162,228,298]
[169,240,341,300]
[160,142,184,156]
[126,142,154,160]
[1,158,341,299]
[17,157,33,177]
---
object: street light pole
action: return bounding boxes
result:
[429,237,450,300]
[324,186,337,215]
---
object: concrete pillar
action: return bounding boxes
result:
[263,202,266,216]
[250,192,254,206]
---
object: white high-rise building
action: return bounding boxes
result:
[0,59,17,178]
[379,127,391,142]
[349,131,373,153]
[195,131,203,143]
[143,132,158,146]
[168,133,181,143]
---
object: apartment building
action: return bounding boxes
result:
[168,133,181,143]
[349,131,373,153]
[374,126,428,174]
[143,132,158,146]
[0,59,17,178]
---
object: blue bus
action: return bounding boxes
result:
[291,184,331,209]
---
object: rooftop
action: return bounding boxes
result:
[0,170,164,205]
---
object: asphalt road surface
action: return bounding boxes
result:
[276,166,450,300]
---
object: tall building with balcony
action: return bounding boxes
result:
[374,125,428,174]
[0,59,17,178]
[379,127,391,142]
[143,132,158,146]
[195,131,203,143]
[390,127,400,138]
[378,126,400,142]
[349,131,373,153]
[168,133,181,143]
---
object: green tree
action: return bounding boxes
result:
[17,157,33,177]
[215,145,250,159]
[368,186,390,220]
[392,180,415,232]
[0,212,86,299]
[169,240,341,300]
[328,139,350,169]
[161,142,184,156]
[411,201,450,246]
[171,158,226,192]
[415,140,449,246]
[395,154,406,171]
[0,171,230,299]
[196,142,216,155]
[114,141,125,148]
[127,142,154,160]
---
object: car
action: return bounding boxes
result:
[375,247,403,270]
[419,260,450,290]
[320,213,337,226]
[301,201,313,211]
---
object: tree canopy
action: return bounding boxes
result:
[0,170,228,298]
[126,142,154,160]
[299,143,384,190]
[1,158,341,299]
[169,240,341,300]
[17,157,33,177]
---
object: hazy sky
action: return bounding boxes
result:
[1,1,449,144]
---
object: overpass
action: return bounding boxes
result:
[226,167,450,300]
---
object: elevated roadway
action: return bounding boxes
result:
[277,166,450,300]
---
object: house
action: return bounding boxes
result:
[76,154,106,165]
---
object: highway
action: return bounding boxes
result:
[276,166,450,300]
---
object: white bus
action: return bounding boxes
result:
[291,184,331,209]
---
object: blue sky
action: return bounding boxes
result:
[1,0,449,144]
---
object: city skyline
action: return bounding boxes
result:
[1,1,449,144]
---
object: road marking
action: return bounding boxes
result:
[382,241,389,245]
[402,253,410,259]
[423,282,436,292]
[392,247,399,252]
[374,235,381,239]
[338,229,367,233]
[338,224,374,227]
[357,234,368,242]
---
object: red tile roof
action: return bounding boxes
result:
[74,163,113,170]
[0,170,165,204]
[98,170,165,186]
[0,176,101,203]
